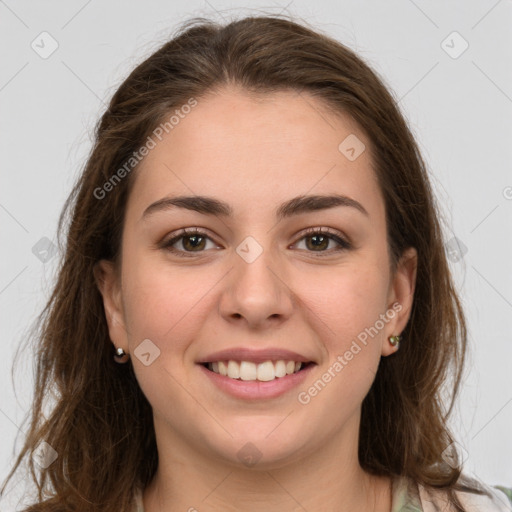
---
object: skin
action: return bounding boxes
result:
[95,85,417,512]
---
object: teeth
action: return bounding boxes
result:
[227,360,240,379]
[257,361,275,381]
[218,361,228,376]
[240,361,257,381]
[207,360,305,381]
[275,360,287,378]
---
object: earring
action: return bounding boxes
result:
[389,335,401,349]
[114,346,130,364]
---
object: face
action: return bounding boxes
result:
[96,86,417,470]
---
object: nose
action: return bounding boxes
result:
[218,238,294,330]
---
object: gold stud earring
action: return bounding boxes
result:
[389,335,401,348]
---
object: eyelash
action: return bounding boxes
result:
[160,227,352,258]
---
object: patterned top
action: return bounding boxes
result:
[132,475,512,511]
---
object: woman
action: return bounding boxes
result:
[2,14,511,512]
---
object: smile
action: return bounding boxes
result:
[204,360,312,382]
[199,360,316,400]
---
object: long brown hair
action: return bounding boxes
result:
[2,13,484,511]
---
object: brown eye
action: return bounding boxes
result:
[305,233,330,251]
[294,228,351,255]
[181,234,207,251]
[161,228,218,257]
[160,227,351,258]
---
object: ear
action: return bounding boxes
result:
[381,247,418,356]
[93,259,129,352]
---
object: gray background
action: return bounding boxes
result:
[1,0,511,508]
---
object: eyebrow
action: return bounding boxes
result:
[141,193,369,221]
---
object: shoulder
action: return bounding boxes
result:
[417,474,512,512]
[495,486,512,504]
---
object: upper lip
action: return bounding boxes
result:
[197,348,315,364]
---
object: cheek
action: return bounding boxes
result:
[119,254,209,404]
[288,265,390,435]
[292,259,389,343]
[120,251,216,351]
[121,248,390,348]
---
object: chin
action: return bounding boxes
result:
[202,424,311,471]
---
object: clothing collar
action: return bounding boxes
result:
[134,475,424,511]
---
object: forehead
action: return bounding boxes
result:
[126,86,383,222]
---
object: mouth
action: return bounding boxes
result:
[198,359,316,400]
[200,359,315,382]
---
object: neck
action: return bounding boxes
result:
[143,413,392,512]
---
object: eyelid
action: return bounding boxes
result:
[158,227,221,255]
[295,226,349,244]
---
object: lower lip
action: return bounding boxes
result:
[198,363,315,400]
